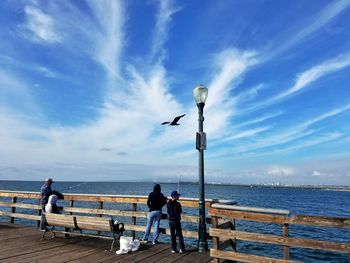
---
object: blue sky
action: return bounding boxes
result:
[1,0,350,185]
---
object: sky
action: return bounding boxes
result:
[0,0,350,185]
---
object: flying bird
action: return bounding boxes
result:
[161,114,186,126]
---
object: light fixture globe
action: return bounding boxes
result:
[193,84,208,104]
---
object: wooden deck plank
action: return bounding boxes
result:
[129,243,170,262]
[172,249,206,263]
[140,245,185,263]
[102,244,169,263]
[0,240,90,262]
[2,237,95,263]
[0,223,212,263]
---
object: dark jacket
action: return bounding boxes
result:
[167,199,182,221]
[40,184,62,206]
[40,184,53,206]
[147,184,167,212]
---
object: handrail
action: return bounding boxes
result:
[211,203,290,215]
[209,206,350,263]
[0,190,235,241]
[0,190,235,207]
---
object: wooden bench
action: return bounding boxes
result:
[41,213,123,250]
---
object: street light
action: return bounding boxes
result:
[193,84,208,252]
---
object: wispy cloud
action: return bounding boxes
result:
[210,103,350,159]
[150,0,181,63]
[88,0,125,82]
[266,166,295,176]
[279,53,350,98]
[265,0,350,58]
[243,53,350,113]
[22,5,60,43]
[219,126,271,142]
[232,111,283,129]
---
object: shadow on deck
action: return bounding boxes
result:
[0,223,213,263]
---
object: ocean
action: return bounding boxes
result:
[0,180,349,262]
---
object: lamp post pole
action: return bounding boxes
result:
[194,84,208,252]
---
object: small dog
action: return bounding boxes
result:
[113,220,125,236]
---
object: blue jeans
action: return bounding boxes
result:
[142,210,162,242]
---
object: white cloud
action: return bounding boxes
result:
[243,53,350,113]
[220,126,271,142]
[280,53,350,98]
[311,170,322,177]
[23,6,60,43]
[88,0,125,82]
[210,103,350,159]
[231,111,283,129]
[265,0,350,58]
[150,0,182,63]
[266,166,295,176]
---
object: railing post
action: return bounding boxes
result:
[97,201,103,235]
[10,197,17,223]
[69,200,74,215]
[283,223,290,260]
[232,219,237,252]
[65,200,74,237]
[211,215,219,263]
[131,203,137,239]
[37,198,41,227]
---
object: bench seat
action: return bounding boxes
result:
[41,213,121,250]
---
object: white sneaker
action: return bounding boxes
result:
[171,250,176,254]
[116,249,129,255]
[179,249,184,253]
[140,240,148,244]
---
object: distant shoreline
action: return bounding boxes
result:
[0,179,349,190]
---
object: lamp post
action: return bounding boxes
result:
[193,84,208,252]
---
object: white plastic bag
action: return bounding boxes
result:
[116,236,140,254]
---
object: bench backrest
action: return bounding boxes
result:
[75,215,113,232]
[43,213,113,232]
[44,213,76,228]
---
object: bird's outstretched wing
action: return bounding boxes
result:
[170,114,186,125]
[161,122,170,125]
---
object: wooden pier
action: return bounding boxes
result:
[0,222,212,263]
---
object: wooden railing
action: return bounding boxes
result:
[0,190,235,241]
[209,203,350,263]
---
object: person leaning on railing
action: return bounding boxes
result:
[141,184,167,245]
[167,190,185,254]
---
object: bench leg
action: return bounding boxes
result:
[111,239,115,251]
[110,233,117,251]
[41,230,47,240]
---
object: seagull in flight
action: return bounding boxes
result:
[161,114,186,126]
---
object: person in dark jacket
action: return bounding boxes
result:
[167,190,185,253]
[40,178,62,211]
[40,178,62,229]
[141,184,167,244]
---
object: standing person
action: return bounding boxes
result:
[141,184,167,244]
[45,194,61,214]
[167,190,185,253]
